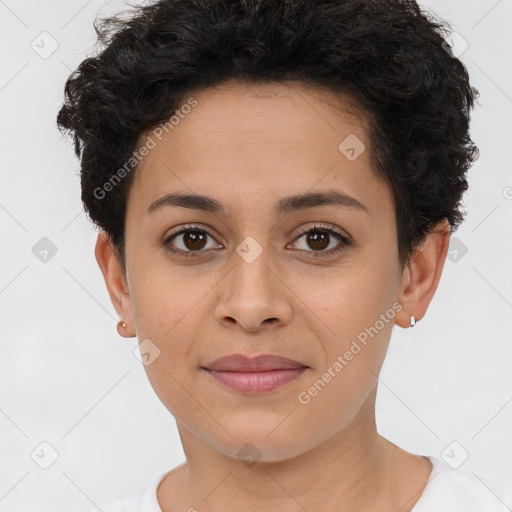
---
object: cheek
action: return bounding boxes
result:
[128,263,220,389]
[292,277,395,436]
[306,260,398,375]
[129,254,208,334]
[307,262,396,330]
[131,274,203,418]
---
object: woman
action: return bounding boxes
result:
[57,0,509,510]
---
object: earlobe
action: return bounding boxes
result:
[394,219,451,329]
[116,320,134,338]
[95,231,135,336]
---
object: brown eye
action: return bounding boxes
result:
[305,230,330,251]
[181,230,208,250]
[290,225,351,256]
[164,226,222,257]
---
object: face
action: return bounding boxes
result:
[99,81,433,463]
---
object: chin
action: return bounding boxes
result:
[210,425,313,464]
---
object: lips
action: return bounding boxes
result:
[201,354,309,394]
[203,354,308,372]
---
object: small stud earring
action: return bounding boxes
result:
[117,320,131,337]
[410,315,416,328]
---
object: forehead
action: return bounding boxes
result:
[129,80,390,220]
[149,80,369,149]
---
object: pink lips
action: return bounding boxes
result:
[202,354,309,394]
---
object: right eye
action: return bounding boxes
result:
[163,225,223,257]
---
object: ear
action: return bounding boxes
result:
[395,219,451,328]
[95,231,136,337]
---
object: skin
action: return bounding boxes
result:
[96,80,450,511]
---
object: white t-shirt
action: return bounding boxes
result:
[93,455,511,511]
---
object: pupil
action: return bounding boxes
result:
[308,230,329,250]
[184,231,206,250]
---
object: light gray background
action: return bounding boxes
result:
[0,0,511,510]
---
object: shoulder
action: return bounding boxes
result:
[88,473,166,512]
[412,456,511,512]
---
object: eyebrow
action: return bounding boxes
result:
[146,189,369,216]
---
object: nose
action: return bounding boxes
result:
[215,239,293,333]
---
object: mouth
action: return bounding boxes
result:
[201,354,309,394]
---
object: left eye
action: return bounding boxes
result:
[289,226,350,255]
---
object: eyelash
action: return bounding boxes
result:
[162,223,351,258]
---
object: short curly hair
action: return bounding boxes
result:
[57,0,479,270]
